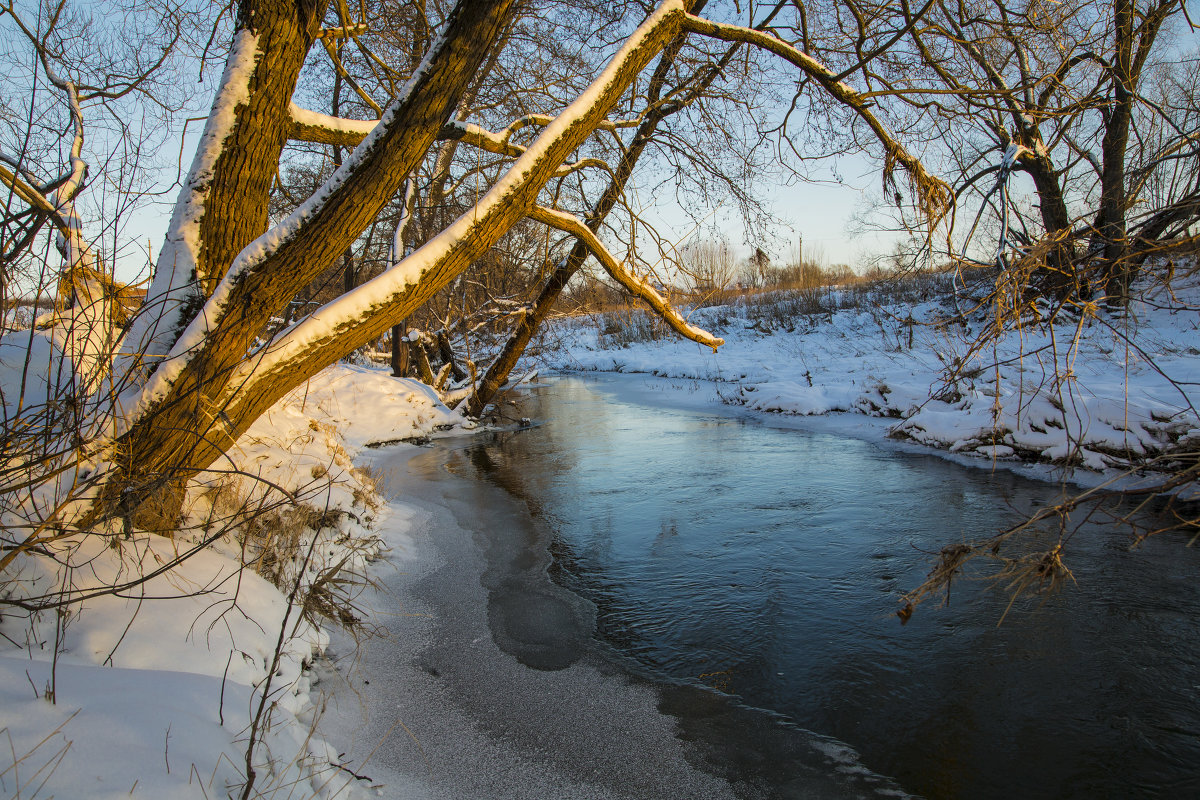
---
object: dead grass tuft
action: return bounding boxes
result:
[993,544,1076,622]
[239,504,378,635]
[349,465,383,511]
[897,542,975,624]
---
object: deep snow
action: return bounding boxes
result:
[0,365,465,799]
[540,274,1200,487]
[3,267,1198,798]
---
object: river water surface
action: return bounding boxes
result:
[437,374,1200,799]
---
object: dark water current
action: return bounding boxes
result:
[439,375,1200,799]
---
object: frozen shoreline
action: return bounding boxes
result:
[540,278,1200,495]
[0,368,467,799]
[317,375,935,800]
[317,441,751,800]
[549,369,1111,492]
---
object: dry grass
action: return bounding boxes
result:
[239,504,380,635]
[595,308,673,348]
[896,542,974,624]
[349,464,383,511]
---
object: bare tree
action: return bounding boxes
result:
[842,0,1198,301]
[682,237,738,301]
[0,0,199,313]
[0,0,947,537]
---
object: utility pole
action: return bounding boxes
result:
[391,320,409,377]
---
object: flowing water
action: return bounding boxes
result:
[438,375,1200,799]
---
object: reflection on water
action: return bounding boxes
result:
[448,376,1200,800]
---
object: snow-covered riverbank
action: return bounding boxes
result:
[5,269,1198,798]
[0,366,465,799]
[541,275,1200,486]
[2,363,763,800]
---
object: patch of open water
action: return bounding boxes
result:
[442,374,1200,799]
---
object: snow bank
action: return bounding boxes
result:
[0,293,123,424]
[0,363,465,798]
[542,276,1200,481]
[0,326,77,420]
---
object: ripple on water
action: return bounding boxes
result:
[456,375,1200,800]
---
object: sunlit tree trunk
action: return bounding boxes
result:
[103,0,519,525]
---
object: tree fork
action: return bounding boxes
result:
[187,0,696,477]
[97,0,519,527]
[1018,150,1080,301]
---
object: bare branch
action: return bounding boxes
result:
[528,204,723,350]
[680,12,951,223]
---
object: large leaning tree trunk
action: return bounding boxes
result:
[101,0,520,526]
[97,0,708,528]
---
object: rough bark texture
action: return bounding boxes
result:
[413,341,435,385]
[103,0,519,526]
[332,68,358,297]
[389,322,407,375]
[1016,147,1079,300]
[1095,0,1135,298]
[1092,0,1174,299]
[436,330,466,381]
[196,0,327,295]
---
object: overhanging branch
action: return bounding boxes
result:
[289,104,620,177]
[680,13,951,223]
[528,204,723,351]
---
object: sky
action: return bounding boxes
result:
[115,125,894,288]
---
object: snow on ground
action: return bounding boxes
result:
[540,272,1200,483]
[0,363,465,799]
[3,267,1198,798]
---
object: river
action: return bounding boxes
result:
[419,374,1200,799]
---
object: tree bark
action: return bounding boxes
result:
[332,52,357,297]
[101,0,519,526]
[465,15,711,416]
[1093,0,1174,299]
[197,0,328,296]
[390,322,409,377]
[1017,149,1079,300]
[436,330,466,381]
[1094,0,1135,299]
[413,341,435,385]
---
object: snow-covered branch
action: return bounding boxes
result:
[528,204,723,351]
[286,102,377,147]
[289,104,617,177]
[493,112,639,147]
[390,178,418,266]
[218,0,692,413]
